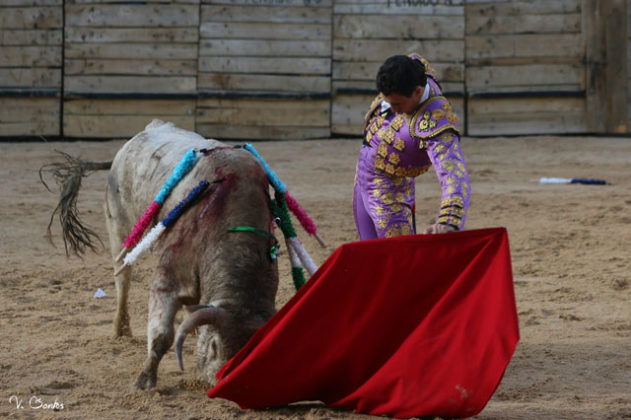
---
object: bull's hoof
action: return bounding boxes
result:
[113,321,132,338]
[131,371,156,390]
[113,329,132,339]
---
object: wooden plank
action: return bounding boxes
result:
[466,13,581,35]
[334,2,464,16]
[62,99,196,138]
[0,68,60,88]
[201,5,331,24]
[0,121,59,136]
[65,28,199,43]
[0,29,62,45]
[67,0,198,3]
[467,96,586,135]
[466,57,584,67]
[2,0,61,5]
[468,96,585,115]
[332,93,379,135]
[604,0,628,132]
[199,56,331,75]
[0,97,59,136]
[201,0,332,6]
[198,73,330,93]
[333,61,464,84]
[65,59,197,76]
[195,124,330,140]
[0,96,58,121]
[469,85,586,95]
[335,0,461,3]
[63,98,195,115]
[64,44,198,60]
[467,0,580,16]
[0,46,61,67]
[467,113,586,135]
[196,98,330,127]
[65,5,199,27]
[332,80,377,91]
[333,39,463,62]
[64,75,196,94]
[466,64,583,90]
[583,0,607,132]
[199,39,330,57]
[200,22,331,40]
[466,34,582,60]
[331,123,362,135]
[63,114,195,138]
[333,14,464,39]
[0,6,62,29]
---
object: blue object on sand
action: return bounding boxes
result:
[539,177,606,185]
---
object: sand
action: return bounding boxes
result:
[1,134,630,420]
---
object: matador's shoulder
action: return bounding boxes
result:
[364,93,384,124]
[409,95,460,141]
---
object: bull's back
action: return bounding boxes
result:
[106,120,268,237]
[107,121,221,227]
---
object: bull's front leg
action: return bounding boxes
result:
[132,268,181,390]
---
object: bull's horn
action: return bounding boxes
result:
[174,305,226,371]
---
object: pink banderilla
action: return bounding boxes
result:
[285,191,326,248]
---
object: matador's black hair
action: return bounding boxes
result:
[376,55,427,97]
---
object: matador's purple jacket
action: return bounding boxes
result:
[353,55,471,239]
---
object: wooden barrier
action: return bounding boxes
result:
[62,98,195,138]
[196,0,332,140]
[582,0,628,134]
[62,0,199,138]
[0,0,63,136]
[1,0,629,139]
[465,0,587,135]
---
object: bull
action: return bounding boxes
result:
[44,120,279,390]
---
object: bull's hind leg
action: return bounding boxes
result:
[105,184,132,337]
[132,268,181,390]
[113,268,132,337]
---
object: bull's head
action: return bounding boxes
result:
[175,303,266,385]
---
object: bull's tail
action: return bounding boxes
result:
[39,151,112,257]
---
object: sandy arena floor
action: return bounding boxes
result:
[1,133,630,419]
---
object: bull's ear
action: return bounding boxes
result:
[175,306,226,371]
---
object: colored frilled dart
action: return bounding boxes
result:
[243,143,320,290]
[114,180,209,275]
[116,148,199,262]
[285,191,327,248]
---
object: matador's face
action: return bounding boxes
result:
[384,85,424,115]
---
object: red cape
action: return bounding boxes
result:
[208,227,519,418]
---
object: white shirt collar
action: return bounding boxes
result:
[419,81,430,103]
[380,82,430,113]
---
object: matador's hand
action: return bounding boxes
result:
[423,224,457,234]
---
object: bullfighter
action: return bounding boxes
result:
[353,53,471,239]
